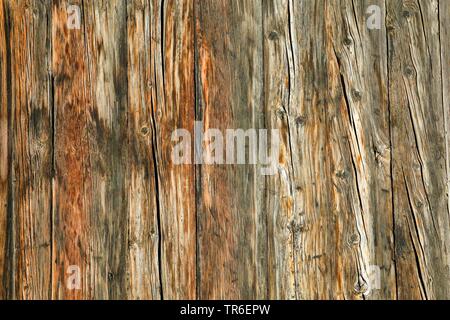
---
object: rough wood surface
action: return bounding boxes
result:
[0,0,449,300]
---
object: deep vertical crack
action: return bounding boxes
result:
[150,91,163,300]
[385,0,399,300]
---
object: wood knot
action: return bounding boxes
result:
[268,31,279,41]
[295,115,307,127]
[276,108,286,120]
[108,272,114,281]
[348,233,360,246]
[351,89,362,102]
[402,10,411,19]
[343,37,353,46]
[404,66,415,78]
[335,169,348,179]
[140,126,150,136]
[288,220,305,234]
[128,240,137,249]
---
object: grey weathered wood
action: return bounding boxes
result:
[388,0,450,299]
[329,0,395,300]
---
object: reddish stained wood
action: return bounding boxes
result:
[52,0,91,299]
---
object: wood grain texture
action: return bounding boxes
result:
[388,0,450,299]
[0,0,8,299]
[195,0,266,299]
[127,0,162,300]
[155,0,196,299]
[1,0,53,299]
[0,0,449,300]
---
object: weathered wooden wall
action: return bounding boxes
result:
[0,0,449,300]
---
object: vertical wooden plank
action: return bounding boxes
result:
[195,0,266,299]
[263,0,394,299]
[263,0,300,299]
[294,0,362,299]
[52,0,92,299]
[52,0,198,300]
[329,0,395,299]
[52,0,129,299]
[82,0,129,299]
[126,0,161,300]
[0,0,8,299]
[153,0,197,299]
[264,0,343,299]
[388,0,450,299]
[440,0,450,259]
[2,0,53,299]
